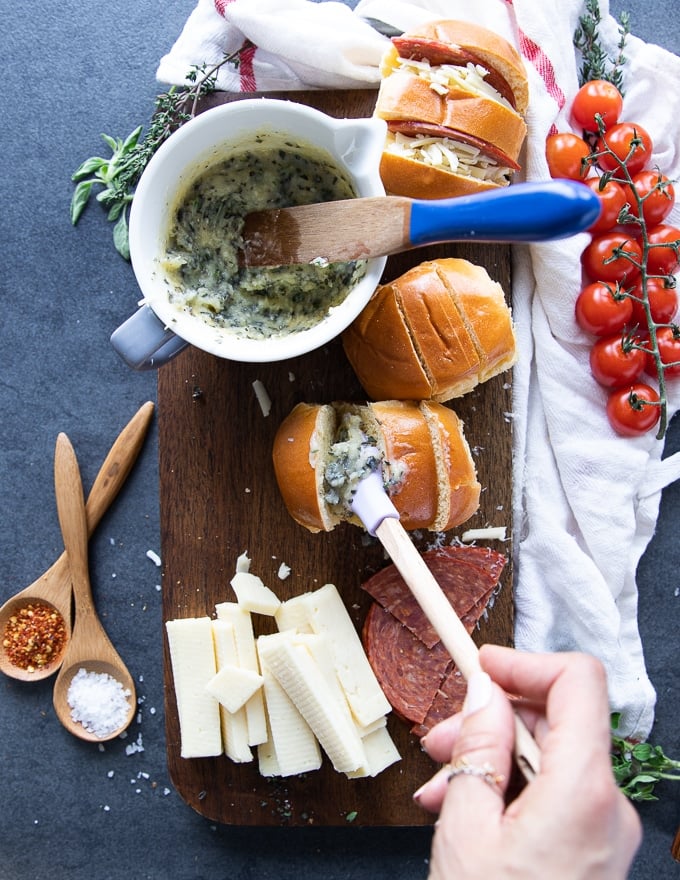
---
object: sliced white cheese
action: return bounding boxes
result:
[215,602,268,746]
[354,714,388,738]
[258,631,366,774]
[205,663,264,714]
[210,620,252,763]
[274,592,314,634]
[230,571,281,616]
[165,617,222,759]
[346,725,401,779]
[256,727,281,778]
[256,648,321,777]
[300,583,392,727]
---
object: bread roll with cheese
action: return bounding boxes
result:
[272,400,480,534]
[374,19,528,199]
[380,20,529,113]
[342,258,517,402]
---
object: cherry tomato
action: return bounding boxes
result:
[652,325,680,377]
[584,177,628,234]
[581,232,642,283]
[575,281,634,336]
[571,80,623,132]
[589,333,646,387]
[630,170,675,226]
[629,277,678,327]
[595,122,653,175]
[646,224,680,275]
[606,383,661,436]
[546,132,591,180]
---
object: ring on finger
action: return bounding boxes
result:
[446,757,505,795]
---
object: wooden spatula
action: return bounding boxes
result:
[240,179,601,267]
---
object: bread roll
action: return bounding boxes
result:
[272,400,480,534]
[382,20,529,113]
[374,19,528,199]
[342,258,517,402]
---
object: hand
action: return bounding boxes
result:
[415,645,642,880]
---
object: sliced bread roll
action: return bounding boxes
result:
[342,258,517,402]
[272,400,480,534]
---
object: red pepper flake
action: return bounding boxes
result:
[3,602,67,672]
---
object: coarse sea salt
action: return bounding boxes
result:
[67,668,132,738]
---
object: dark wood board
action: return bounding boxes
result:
[158,90,514,827]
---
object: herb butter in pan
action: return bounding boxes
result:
[160,136,368,339]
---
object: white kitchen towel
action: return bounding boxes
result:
[157,0,680,738]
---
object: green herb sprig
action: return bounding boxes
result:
[70,45,250,259]
[611,713,680,801]
[574,0,630,92]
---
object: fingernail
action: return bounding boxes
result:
[463,671,492,717]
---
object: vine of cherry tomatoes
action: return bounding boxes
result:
[546,79,680,438]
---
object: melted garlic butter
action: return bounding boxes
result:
[160,138,367,339]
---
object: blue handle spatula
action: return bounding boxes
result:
[241,179,601,267]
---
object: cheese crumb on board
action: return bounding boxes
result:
[252,379,272,417]
[235,552,251,573]
[461,525,507,542]
[165,618,222,759]
[230,571,281,615]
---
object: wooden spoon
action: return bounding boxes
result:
[52,433,136,742]
[0,401,153,682]
[240,180,601,267]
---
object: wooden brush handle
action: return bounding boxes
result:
[375,516,540,782]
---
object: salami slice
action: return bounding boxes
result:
[361,546,506,732]
[411,666,468,738]
[362,546,506,649]
[390,36,517,109]
[362,603,451,725]
[387,120,521,172]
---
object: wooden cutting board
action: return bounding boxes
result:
[158,89,514,827]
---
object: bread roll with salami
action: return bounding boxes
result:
[374,19,529,199]
[272,400,480,534]
[342,258,517,402]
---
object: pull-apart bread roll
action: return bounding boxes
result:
[342,258,517,402]
[272,400,480,534]
[375,19,529,198]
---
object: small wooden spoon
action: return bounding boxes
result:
[0,402,153,682]
[52,433,136,741]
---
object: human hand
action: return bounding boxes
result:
[415,645,641,880]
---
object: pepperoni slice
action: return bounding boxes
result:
[391,36,517,110]
[411,666,468,738]
[387,120,520,172]
[362,603,451,725]
[362,546,506,648]
[361,546,506,732]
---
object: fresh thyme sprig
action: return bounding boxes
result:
[611,713,680,801]
[574,0,630,92]
[70,45,250,259]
